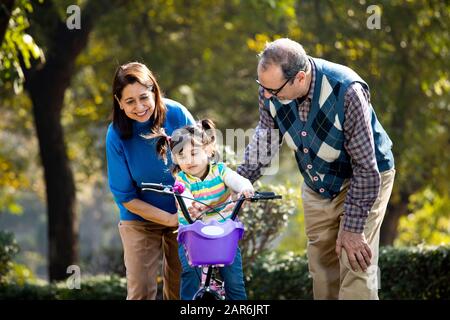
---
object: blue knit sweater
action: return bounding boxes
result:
[106,98,195,221]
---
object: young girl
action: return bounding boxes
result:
[150,119,254,300]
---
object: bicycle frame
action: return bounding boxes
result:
[141,182,281,300]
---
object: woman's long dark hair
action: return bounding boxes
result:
[147,119,218,175]
[112,62,166,139]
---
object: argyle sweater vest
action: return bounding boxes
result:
[263,58,394,198]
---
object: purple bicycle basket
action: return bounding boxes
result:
[177,219,244,266]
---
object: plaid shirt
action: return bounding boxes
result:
[237,59,381,233]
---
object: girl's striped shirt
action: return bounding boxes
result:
[175,162,253,225]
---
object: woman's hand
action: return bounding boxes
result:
[123,198,179,227]
[167,213,179,227]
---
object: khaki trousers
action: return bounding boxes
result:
[118,220,181,300]
[302,169,395,300]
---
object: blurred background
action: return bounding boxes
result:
[0,0,448,299]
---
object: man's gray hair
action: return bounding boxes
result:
[258,38,309,80]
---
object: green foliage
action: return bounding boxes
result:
[5,262,35,286]
[0,135,34,214]
[0,0,43,93]
[246,251,313,299]
[2,246,447,300]
[239,181,299,270]
[54,275,126,300]
[0,0,43,214]
[0,281,58,299]
[65,0,450,248]
[0,275,126,300]
[0,230,19,284]
[1,0,449,283]
[0,232,124,298]
[0,230,36,286]
[378,245,450,299]
[275,183,307,254]
[246,245,450,300]
[396,189,450,246]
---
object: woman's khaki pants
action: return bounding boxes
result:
[118,220,181,300]
[302,169,395,300]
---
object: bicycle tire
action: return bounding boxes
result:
[193,287,224,300]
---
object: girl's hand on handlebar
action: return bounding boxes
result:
[222,202,236,212]
[236,189,255,208]
[188,203,206,220]
[238,189,255,199]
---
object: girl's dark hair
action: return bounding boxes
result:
[112,62,166,139]
[146,119,218,175]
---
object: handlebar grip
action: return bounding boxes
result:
[141,182,167,191]
[257,191,275,197]
[253,192,282,200]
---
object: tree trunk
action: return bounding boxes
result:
[0,0,15,44]
[26,63,78,281]
[23,17,89,280]
[380,199,409,246]
[22,0,123,281]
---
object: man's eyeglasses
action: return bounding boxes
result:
[255,76,294,96]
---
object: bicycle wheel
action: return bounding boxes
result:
[193,287,223,300]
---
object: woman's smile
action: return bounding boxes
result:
[135,109,149,117]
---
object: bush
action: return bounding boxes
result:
[0,275,126,300]
[378,245,450,299]
[0,246,448,299]
[0,231,19,284]
[246,245,450,300]
[0,232,126,299]
[55,275,126,300]
[0,281,58,299]
[80,246,126,277]
[246,251,313,299]
[240,181,299,270]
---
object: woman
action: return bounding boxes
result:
[106,62,195,299]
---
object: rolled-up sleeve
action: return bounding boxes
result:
[343,83,381,233]
[106,128,138,204]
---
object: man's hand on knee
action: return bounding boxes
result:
[336,230,372,272]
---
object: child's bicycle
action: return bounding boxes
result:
[141,181,281,300]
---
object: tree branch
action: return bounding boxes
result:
[23,0,126,89]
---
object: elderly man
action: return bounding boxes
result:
[237,38,395,299]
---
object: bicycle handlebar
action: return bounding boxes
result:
[141,182,167,191]
[249,192,282,201]
[141,182,282,224]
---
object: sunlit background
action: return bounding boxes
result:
[0,0,448,299]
